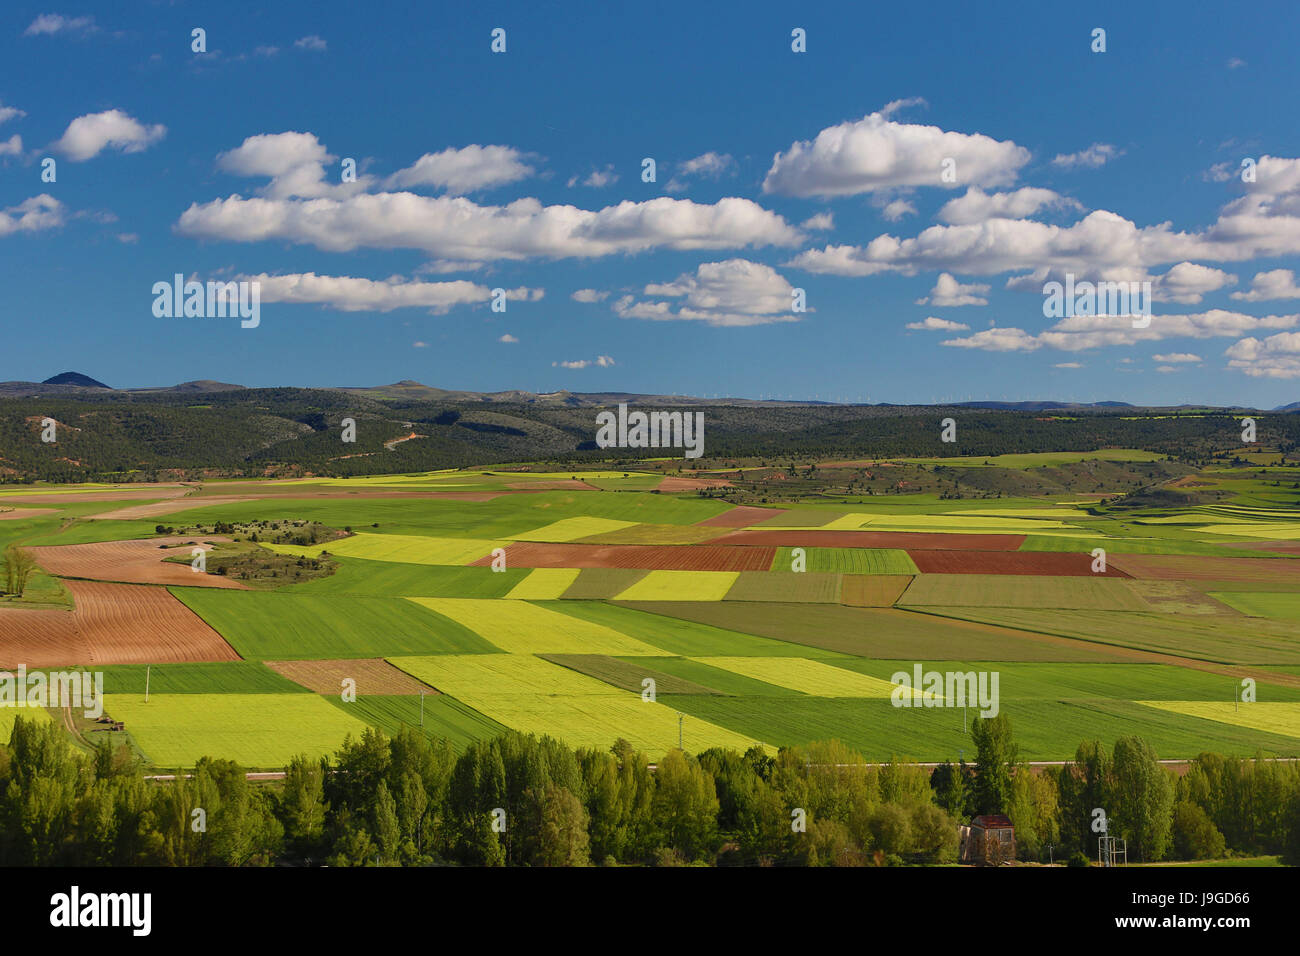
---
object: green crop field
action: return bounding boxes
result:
[613,570,741,602]
[172,590,500,659]
[723,571,842,603]
[504,568,582,599]
[286,559,530,597]
[407,597,664,655]
[98,662,309,695]
[388,654,764,758]
[692,656,911,698]
[1209,591,1300,621]
[771,547,918,574]
[105,693,373,768]
[899,574,1151,611]
[327,694,511,752]
[11,450,1297,770]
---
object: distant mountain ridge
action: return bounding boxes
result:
[0,373,1293,411]
[41,371,110,389]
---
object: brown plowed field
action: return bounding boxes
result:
[28,537,246,588]
[907,550,1131,577]
[1108,554,1300,584]
[98,496,255,520]
[705,529,1027,550]
[0,508,56,520]
[696,505,783,527]
[0,488,189,506]
[266,658,436,695]
[0,580,240,668]
[470,542,777,571]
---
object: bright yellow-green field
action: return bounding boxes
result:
[407,598,662,655]
[106,694,371,767]
[1199,524,1300,540]
[271,532,504,565]
[390,654,764,758]
[773,513,1083,533]
[512,516,639,542]
[613,570,740,601]
[694,657,923,699]
[504,568,582,599]
[394,652,622,696]
[1139,701,1300,739]
[0,704,52,740]
[936,508,1090,519]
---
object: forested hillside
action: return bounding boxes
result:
[0,387,1296,482]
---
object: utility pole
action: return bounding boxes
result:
[678,713,683,750]
[145,665,151,703]
[420,690,425,728]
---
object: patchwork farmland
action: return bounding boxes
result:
[1,455,1298,771]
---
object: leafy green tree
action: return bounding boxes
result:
[1110,736,1174,862]
[1,545,37,597]
[280,754,328,857]
[530,785,590,866]
[1172,800,1226,860]
[909,804,959,863]
[1056,740,1112,854]
[652,749,719,861]
[930,760,973,820]
[1006,767,1059,860]
[970,714,1017,814]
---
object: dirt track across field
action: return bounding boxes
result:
[28,537,246,588]
[0,579,240,667]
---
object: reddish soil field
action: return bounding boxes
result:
[696,505,783,527]
[0,580,240,668]
[470,542,777,571]
[906,550,1132,577]
[267,658,437,695]
[705,529,1027,550]
[28,537,247,589]
[657,476,734,491]
[1108,554,1300,584]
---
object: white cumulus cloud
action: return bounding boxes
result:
[53,109,165,161]
[763,100,1030,198]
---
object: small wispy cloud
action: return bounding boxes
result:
[552,355,615,369]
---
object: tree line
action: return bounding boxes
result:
[1,713,1297,866]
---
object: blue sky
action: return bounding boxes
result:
[2,1,1299,405]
